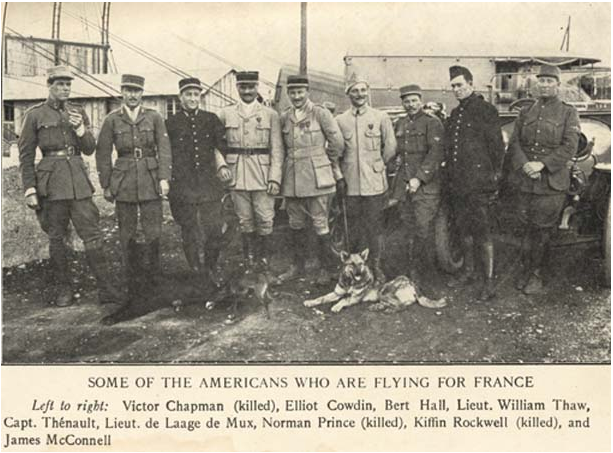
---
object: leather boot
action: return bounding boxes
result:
[85,247,123,305]
[182,240,201,271]
[204,245,223,288]
[523,270,546,295]
[447,236,476,288]
[278,229,305,283]
[49,241,73,307]
[259,234,281,285]
[523,229,550,296]
[315,233,335,285]
[477,240,496,301]
[515,232,532,290]
[372,234,386,284]
[406,238,420,282]
[241,232,256,268]
[101,240,145,325]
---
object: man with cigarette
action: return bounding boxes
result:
[18,65,120,307]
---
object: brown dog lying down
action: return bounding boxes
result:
[304,249,447,313]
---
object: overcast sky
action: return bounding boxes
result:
[5,2,611,84]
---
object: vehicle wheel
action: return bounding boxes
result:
[434,204,464,274]
[603,197,610,286]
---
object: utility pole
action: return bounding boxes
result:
[51,2,62,64]
[560,15,571,52]
[101,2,111,73]
[300,2,307,74]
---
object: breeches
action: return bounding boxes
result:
[285,195,331,235]
[115,200,162,249]
[230,190,275,235]
[37,197,102,250]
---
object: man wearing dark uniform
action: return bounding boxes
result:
[508,64,580,295]
[278,75,344,284]
[96,74,172,304]
[18,65,120,307]
[166,77,231,287]
[391,84,445,292]
[445,66,505,301]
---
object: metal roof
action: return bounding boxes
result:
[3,67,236,101]
[345,53,601,66]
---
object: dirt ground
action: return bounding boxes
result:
[2,214,610,364]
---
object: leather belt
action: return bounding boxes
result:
[226,147,270,155]
[44,146,76,157]
[118,147,152,159]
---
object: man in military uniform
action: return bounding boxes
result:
[277,75,344,284]
[18,65,120,307]
[445,66,505,301]
[391,84,445,292]
[336,77,397,283]
[218,71,284,274]
[96,74,172,303]
[166,77,231,288]
[508,65,580,295]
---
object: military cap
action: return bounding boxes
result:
[287,74,309,88]
[399,84,422,98]
[236,71,259,85]
[121,74,145,90]
[47,65,74,82]
[179,77,203,93]
[345,72,369,94]
[449,65,473,82]
[536,64,561,81]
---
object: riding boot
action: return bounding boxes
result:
[523,229,550,295]
[259,234,281,285]
[101,239,144,325]
[515,231,532,290]
[204,245,223,288]
[315,233,335,285]
[372,234,386,284]
[49,241,73,307]
[406,238,420,282]
[278,229,305,283]
[85,247,123,305]
[146,238,162,287]
[241,232,256,268]
[447,236,476,288]
[477,240,496,301]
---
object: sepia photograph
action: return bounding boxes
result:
[1,2,610,364]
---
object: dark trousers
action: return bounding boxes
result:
[115,200,162,251]
[400,192,440,243]
[450,192,494,241]
[37,197,102,250]
[345,193,386,255]
[169,197,224,268]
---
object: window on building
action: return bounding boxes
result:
[4,101,15,122]
[166,96,179,118]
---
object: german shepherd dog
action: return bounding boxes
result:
[304,249,447,313]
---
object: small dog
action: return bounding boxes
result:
[304,249,447,313]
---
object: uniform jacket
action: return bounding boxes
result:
[335,105,397,196]
[96,106,172,202]
[18,98,96,201]
[445,93,505,194]
[507,97,580,194]
[166,108,228,203]
[393,110,445,196]
[280,100,344,197]
[218,101,283,191]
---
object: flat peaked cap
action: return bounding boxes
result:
[236,71,259,84]
[399,84,422,98]
[287,74,309,88]
[449,65,473,82]
[179,77,203,93]
[537,64,561,81]
[121,74,145,90]
[47,65,74,82]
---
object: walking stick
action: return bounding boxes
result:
[340,195,350,252]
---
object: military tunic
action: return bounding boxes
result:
[445,93,504,238]
[218,101,284,235]
[392,110,444,243]
[96,106,172,248]
[18,98,102,247]
[508,96,580,227]
[280,100,343,234]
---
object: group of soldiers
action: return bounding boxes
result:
[18,62,579,315]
